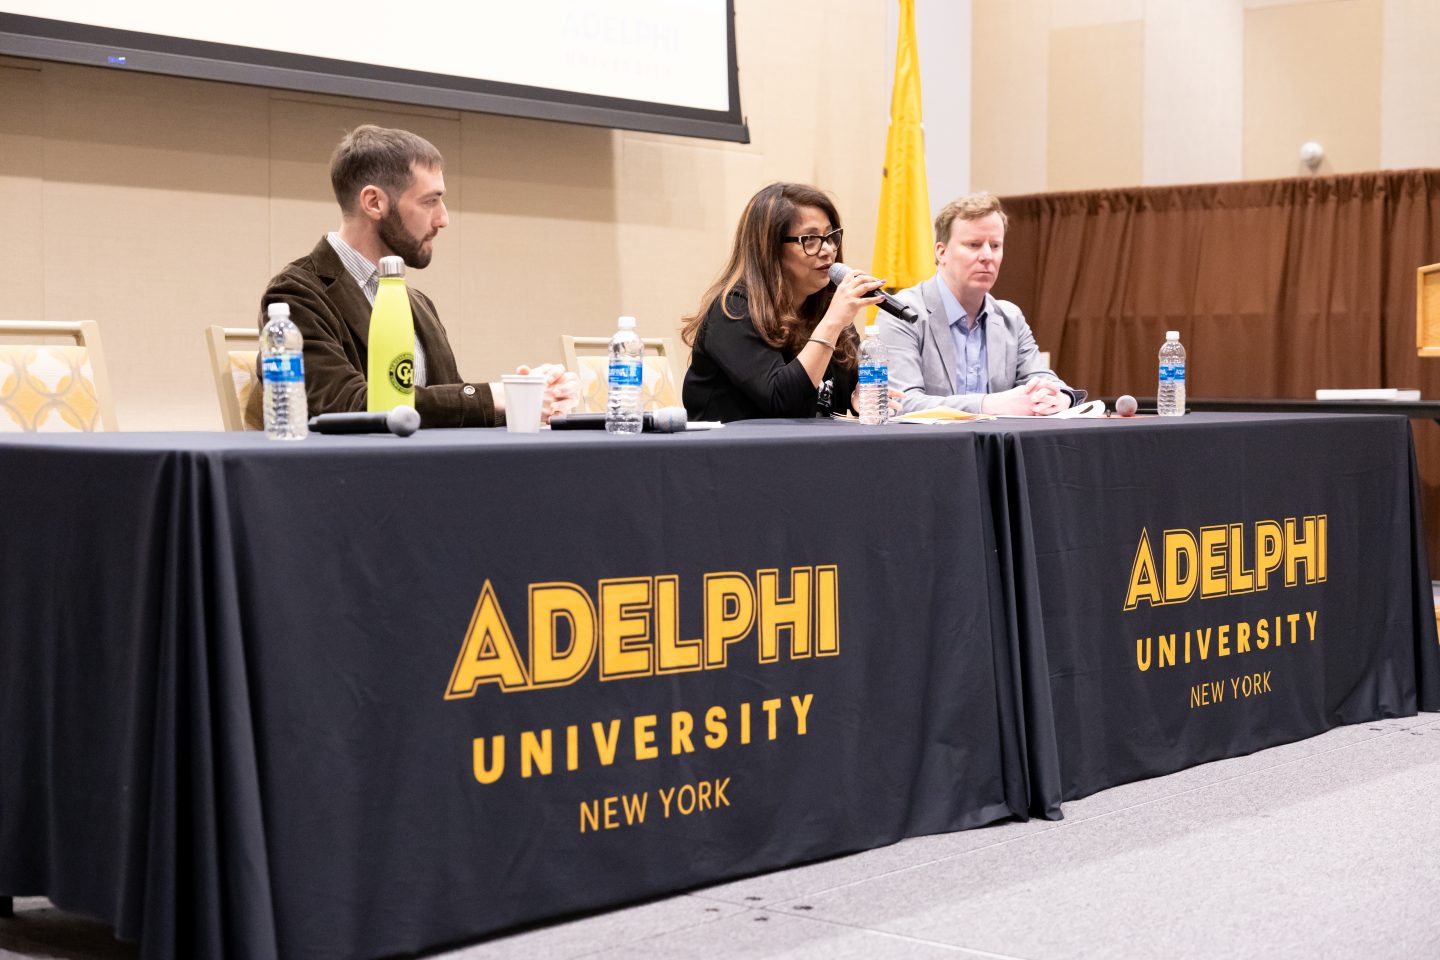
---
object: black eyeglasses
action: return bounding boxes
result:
[782,228,843,257]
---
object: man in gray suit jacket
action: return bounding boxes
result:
[879,193,1082,415]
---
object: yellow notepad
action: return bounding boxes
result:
[893,407,995,424]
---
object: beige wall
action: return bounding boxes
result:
[1144,0,1244,185]
[974,0,1440,194]
[971,0,1049,196]
[0,0,888,430]
[1244,0,1382,178]
[1380,0,1440,168]
[1046,21,1143,191]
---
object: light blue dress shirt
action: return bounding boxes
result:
[938,280,988,396]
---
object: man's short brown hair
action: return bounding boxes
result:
[330,124,443,214]
[934,192,1008,245]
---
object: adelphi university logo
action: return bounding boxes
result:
[444,567,839,794]
[1124,516,1327,610]
[1122,516,1327,683]
[389,353,415,392]
[445,567,840,696]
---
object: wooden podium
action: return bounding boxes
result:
[1418,263,1440,356]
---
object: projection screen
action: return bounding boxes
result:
[0,1,748,142]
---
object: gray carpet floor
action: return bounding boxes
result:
[4,712,1438,959]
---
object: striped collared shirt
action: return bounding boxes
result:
[326,232,428,387]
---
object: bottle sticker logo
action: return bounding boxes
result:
[858,364,888,385]
[608,360,642,388]
[390,353,415,393]
[262,355,304,383]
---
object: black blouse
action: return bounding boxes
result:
[682,290,857,423]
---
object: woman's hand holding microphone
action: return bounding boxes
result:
[802,271,885,369]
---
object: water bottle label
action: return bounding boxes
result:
[1159,363,1185,383]
[608,360,642,388]
[262,354,304,384]
[858,364,888,385]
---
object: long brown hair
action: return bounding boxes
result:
[681,182,858,370]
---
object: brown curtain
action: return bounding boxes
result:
[997,170,1440,563]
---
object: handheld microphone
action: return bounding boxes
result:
[308,405,421,437]
[647,407,688,433]
[828,263,919,323]
[549,407,689,433]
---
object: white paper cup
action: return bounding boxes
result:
[502,374,547,433]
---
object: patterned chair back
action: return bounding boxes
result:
[0,320,117,432]
[206,326,260,431]
[560,335,681,414]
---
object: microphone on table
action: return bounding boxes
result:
[308,405,421,437]
[828,263,919,323]
[549,407,690,433]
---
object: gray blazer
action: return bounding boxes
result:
[878,276,1081,414]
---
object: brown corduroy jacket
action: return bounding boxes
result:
[245,237,498,429]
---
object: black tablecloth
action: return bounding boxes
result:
[1,423,1048,960]
[1,414,1435,960]
[972,413,1440,799]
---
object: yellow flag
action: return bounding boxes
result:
[873,0,931,298]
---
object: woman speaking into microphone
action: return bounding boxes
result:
[681,182,886,423]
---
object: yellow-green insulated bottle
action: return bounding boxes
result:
[367,255,416,411]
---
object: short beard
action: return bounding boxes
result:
[377,204,432,269]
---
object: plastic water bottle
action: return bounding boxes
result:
[858,324,889,424]
[1158,330,1186,417]
[606,316,644,435]
[261,302,308,440]
[368,255,416,412]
